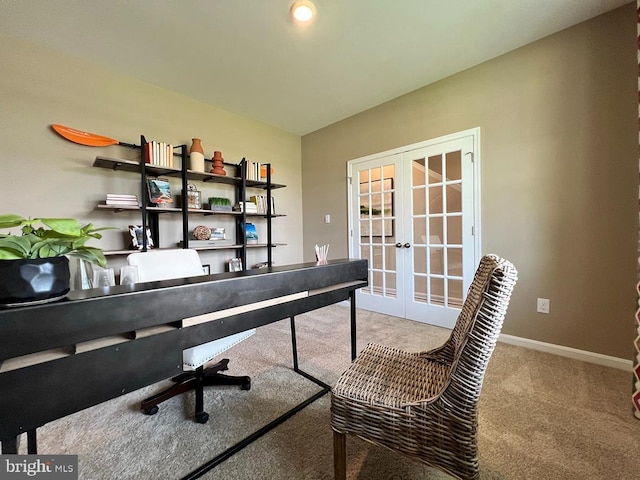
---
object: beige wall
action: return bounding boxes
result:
[301,4,637,359]
[1,6,635,360]
[0,32,303,274]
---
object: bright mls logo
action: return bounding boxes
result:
[0,455,78,479]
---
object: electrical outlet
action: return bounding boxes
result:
[537,298,550,314]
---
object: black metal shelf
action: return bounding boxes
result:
[93,156,286,189]
[93,141,285,270]
[104,243,286,256]
[96,204,286,217]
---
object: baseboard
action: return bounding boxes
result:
[332,304,633,371]
[499,334,632,371]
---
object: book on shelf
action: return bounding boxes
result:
[245,223,258,244]
[249,195,276,214]
[246,161,262,181]
[107,193,137,199]
[104,193,140,206]
[178,239,235,247]
[144,141,175,168]
[104,199,140,206]
[147,177,173,207]
[210,227,226,240]
[233,201,258,213]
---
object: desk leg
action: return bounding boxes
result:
[27,430,37,454]
[1,437,18,454]
[1,430,37,454]
[290,316,299,372]
[350,290,357,361]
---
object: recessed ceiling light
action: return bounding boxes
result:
[291,1,316,23]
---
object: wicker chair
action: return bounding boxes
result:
[331,254,517,480]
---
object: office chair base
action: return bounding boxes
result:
[143,405,159,416]
[195,411,209,424]
[140,358,251,422]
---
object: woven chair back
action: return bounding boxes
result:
[442,254,518,408]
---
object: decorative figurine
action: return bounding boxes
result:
[210,150,226,176]
[192,225,211,240]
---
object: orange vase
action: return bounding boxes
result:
[189,138,205,172]
[190,138,203,154]
[210,150,226,176]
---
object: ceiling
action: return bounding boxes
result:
[0,0,630,135]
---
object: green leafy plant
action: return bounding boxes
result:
[360,204,381,215]
[0,214,113,267]
[208,197,232,206]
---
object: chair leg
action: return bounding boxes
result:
[140,359,250,423]
[194,366,209,424]
[333,431,347,480]
[290,316,299,371]
[202,371,251,390]
[140,374,198,414]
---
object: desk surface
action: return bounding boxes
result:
[0,258,367,443]
[0,258,367,362]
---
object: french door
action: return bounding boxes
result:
[348,129,479,328]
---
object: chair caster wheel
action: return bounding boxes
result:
[143,406,159,416]
[195,412,209,424]
[241,380,251,391]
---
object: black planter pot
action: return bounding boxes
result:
[0,256,70,307]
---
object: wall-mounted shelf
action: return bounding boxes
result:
[96,203,286,218]
[105,243,286,256]
[93,156,286,189]
[93,140,285,272]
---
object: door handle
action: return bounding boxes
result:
[403,243,411,248]
[395,243,403,248]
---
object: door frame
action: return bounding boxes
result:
[347,127,482,315]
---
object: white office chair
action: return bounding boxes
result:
[127,248,255,424]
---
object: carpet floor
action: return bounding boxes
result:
[16,304,640,479]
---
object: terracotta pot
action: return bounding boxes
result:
[210,150,226,176]
[189,138,205,172]
[190,138,204,155]
[0,257,70,306]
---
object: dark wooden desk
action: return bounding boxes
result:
[0,259,367,470]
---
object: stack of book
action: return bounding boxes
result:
[177,239,234,248]
[233,201,258,213]
[144,141,175,168]
[246,161,262,181]
[249,195,276,214]
[104,193,139,207]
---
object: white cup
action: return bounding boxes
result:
[119,265,139,285]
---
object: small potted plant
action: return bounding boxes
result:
[0,214,112,306]
[208,197,232,212]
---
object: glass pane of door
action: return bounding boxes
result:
[358,164,397,299]
[413,149,465,308]
[407,138,472,327]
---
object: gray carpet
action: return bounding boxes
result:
[17,305,640,479]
